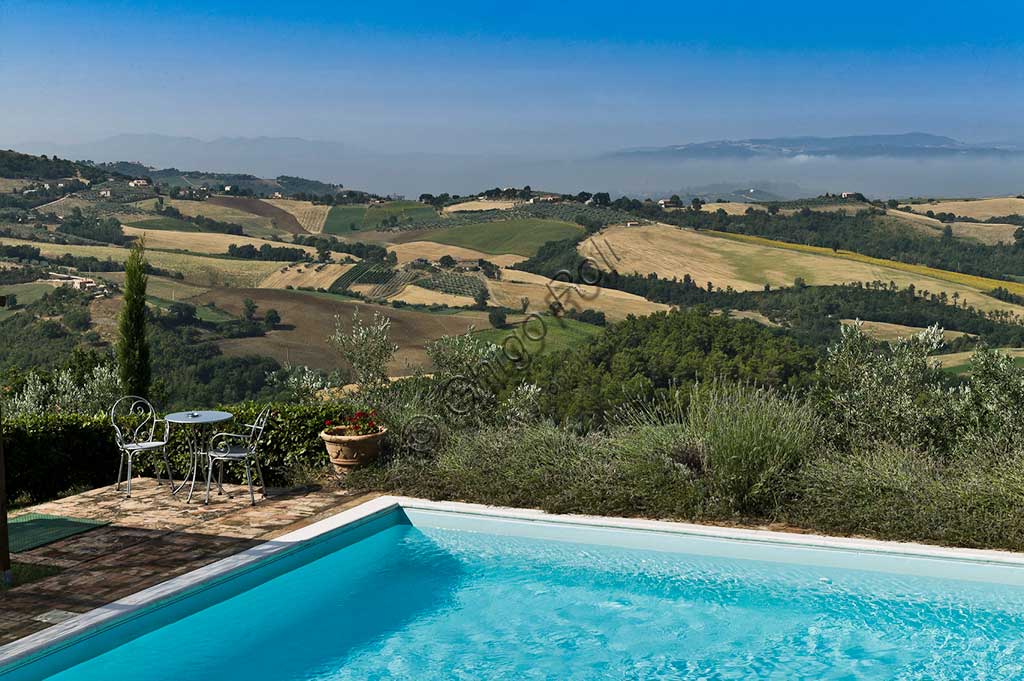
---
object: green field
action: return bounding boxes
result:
[422,218,583,256]
[0,282,53,319]
[473,315,602,358]
[324,201,439,234]
[323,205,369,233]
[147,295,235,322]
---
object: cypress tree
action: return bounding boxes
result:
[117,239,151,397]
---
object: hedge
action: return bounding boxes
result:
[2,402,355,505]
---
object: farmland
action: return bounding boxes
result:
[121,226,318,257]
[0,282,54,319]
[133,197,279,236]
[840,319,972,342]
[0,237,283,287]
[908,197,1024,220]
[323,201,439,234]
[264,199,330,233]
[259,262,356,290]
[937,348,1024,374]
[200,287,493,371]
[886,209,1020,245]
[387,241,523,267]
[443,199,518,213]
[206,196,305,234]
[388,284,475,308]
[421,218,583,257]
[579,224,1024,316]
[490,269,670,321]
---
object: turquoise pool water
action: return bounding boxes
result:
[9,510,1024,679]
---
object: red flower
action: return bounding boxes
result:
[325,420,332,426]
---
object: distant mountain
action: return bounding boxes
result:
[604,133,1022,161]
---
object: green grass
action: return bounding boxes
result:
[324,201,439,234]
[147,295,235,322]
[323,205,369,234]
[422,218,583,256]
[0,282,54,320]
[473,315,602,358]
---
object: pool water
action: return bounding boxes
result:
[35,517,1024,680]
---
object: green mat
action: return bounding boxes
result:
[7,513,109,553]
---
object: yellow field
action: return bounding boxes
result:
[488,271,669,322]
[133,198,279,235]
[699,201,766,215]
[884,210,1018,245]
[840,319,971,342]
[387,284,475,307]
[122,226,317,257]
[909,197,1024,220]
[388,241,524,267]
[0,237,282,287]
[263,199,330,233]
[259,263,355,289]
[579,224,1024,316]
[934,348,1024,369]
[443,199,519,213]
[0,178,31,192]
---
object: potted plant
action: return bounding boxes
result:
[320,410,386,474]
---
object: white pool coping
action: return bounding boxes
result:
[5,495,1024,668]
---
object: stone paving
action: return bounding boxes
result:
[0,477,378,646]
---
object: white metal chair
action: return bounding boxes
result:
[110,396,172,498]
[203,406,271,505]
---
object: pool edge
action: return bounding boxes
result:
[5,495,1024,669]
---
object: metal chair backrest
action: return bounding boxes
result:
[245,406,272,454]
[110,396,158,448]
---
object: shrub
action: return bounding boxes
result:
[790,445,1024,552]
[1,401,356,504]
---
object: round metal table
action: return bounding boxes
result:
[165,410,234,503]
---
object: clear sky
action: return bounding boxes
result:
[2,0,1023,154]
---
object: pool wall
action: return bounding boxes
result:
[4,496,1024,677]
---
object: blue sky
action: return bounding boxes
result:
[2,0,1023,154]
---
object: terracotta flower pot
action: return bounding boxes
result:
[321,428,387,474]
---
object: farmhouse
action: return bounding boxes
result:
[128,179,149,188]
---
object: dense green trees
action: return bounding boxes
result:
[522,309,819,426]
[116,240,151,397]
[55,208,126,245]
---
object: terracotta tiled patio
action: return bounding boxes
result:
[0,477,377,647]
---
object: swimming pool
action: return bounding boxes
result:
[4,497,1024,679]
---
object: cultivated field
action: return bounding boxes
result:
[0,237,282,287]
[699,201,765,215]
[387,284,475,307]
[936,348,1024,373]
[199,288,493,372]
[422,218,583,257]
[579,224,1024,316]
[489,270,669,322]
[388,241,524,267]
[323,205,369,234]
[35,195,95,216]
[259,262,355,290]
[0,282,55,320]
[133,197,279,236]
[121,226,318,257]
[0,178,32,192]
[264,199,330,233]
[85,272,211,301]
[908,197,1024,220]
[206,196,305,234]
[443,199,518,213]
[884,210,1019,245]
[840,319,972,342]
